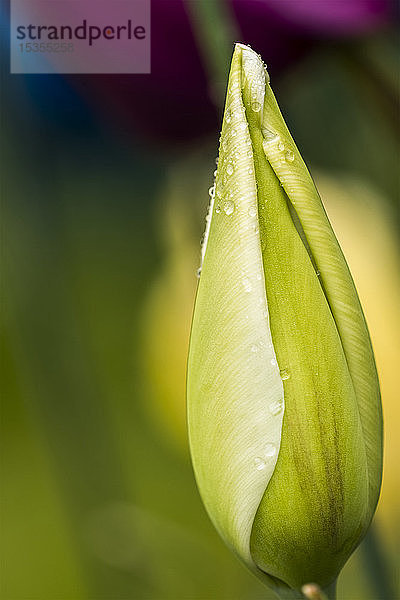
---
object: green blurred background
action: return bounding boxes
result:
[1,1,399,599]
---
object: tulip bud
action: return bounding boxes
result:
[187,44,383,599]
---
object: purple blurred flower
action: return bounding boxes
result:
[93,0,392,143]
[20,0,394,143]
[252,0,392,35]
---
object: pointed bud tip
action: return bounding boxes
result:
[234,43,270,119]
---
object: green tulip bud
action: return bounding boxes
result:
[187,44,383,599]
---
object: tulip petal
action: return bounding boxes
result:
[258,82,383,511]
[187,47,285,568]
[235,45,380,589]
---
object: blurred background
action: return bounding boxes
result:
[1,1,399,599]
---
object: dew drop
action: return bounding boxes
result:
[280,368,291,381]
[196,267,202,279]
[285,150,295,162]
[248,206,257,218]
[208,185,215,197]
[242,277,252,292]
[269,398,283,416]
[254,457,266,470]
[251,101,261,112]
[247,167,253,175]
[231,129,237,138]
[226,111,231,124]
[278,141,285,151]
[262,127,278,143]
[223,200,235,216]
[226,163,234,175]
[264,443,277,457]
[215,205,221,214]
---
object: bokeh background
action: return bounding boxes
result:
[1,1,399,599]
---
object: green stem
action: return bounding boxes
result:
[183,0,240,109]
[301,583,336,600]
[274,580,337,600]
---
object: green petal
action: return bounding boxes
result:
[258,66,383,511]
[236,45,381,589]
[187,46,284,569]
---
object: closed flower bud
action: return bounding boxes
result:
[187,44,383,599]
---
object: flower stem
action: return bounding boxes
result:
[274,580,336,600]
[183,0,239,108]
[301,583,334,600]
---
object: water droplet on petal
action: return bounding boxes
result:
[215,205,221,214]
[226,163,234,175]
[285,150,294,162]
[278,141,285,151]
[254,457,266,470]
[265,443,277,457]
[248,206,257,218]
[223,200,235,216]
[251,101,261,112]
[231,129,237,137]
[280,368,291,381]
[226,111,231,124]
[247,167,253,175]
[208,185,215,197]
[262,127,278,143]
[269,398,283,416]
[196,267,202,278]
[242,277,252,292]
